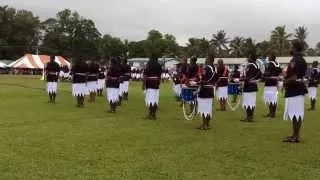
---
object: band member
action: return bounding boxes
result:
[230,65,241,103]
[97,67,106,96]
[307,61,319,111]
[72,60,88,107]
[263,54,282,118]
[283,40,308,143]
[179,57,189,85]
[121,58,131,100]
[187,56,200,86]
[197,54,216,130]
[241,54,261,122]
[172,63,182,100]
[216,59,229,111]
[106,58,121,113]
[45,55,60,103]
[143,55,162,119]
[87,61,99,103]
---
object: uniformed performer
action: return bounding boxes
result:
[172,63,182,101]
[97,67,106,96]
[87,61,99,103]
[263,54,282,118]
[216,59,229,111]
[106,58,121,113]
[241,54,261,122]
[45,55,60,104]
[307,61,319,111]
[143,55,162,120]
[72,60,88,107]
[197,54,216,130]
[230,65,241,103]
[121,58,131,100]
[187,56,200,86]
[283,40,308,143]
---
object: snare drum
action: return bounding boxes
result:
[228,83,241,95]
[181,87,198,102]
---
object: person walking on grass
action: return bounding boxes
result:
[215,59,229,111]
[283,40,308,143]
[307,61,319,111]
[241,54,261,122]
[87,61,99,103]
[45,55,60,104]
[143,55,162,120]
[72,60,88,108]
[263,54,282,118]
[197,54,216,130]
[106,58,121,113]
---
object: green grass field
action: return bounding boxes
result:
[0,75,320,180]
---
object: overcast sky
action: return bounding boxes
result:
[2,0,320,47]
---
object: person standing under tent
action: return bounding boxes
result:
[87,61,99,103]
[143,55,162,120]
[263,54,282,118]
[45,55,60,104]
[216,59,229,111]
[307,61,319,111]
[197,54,216,130]
[283,40,308,143]
[121,58,131,100]
[241,54,261,122]
[106,58,121,113]
[97,67,106,96]
[72,60,88,107]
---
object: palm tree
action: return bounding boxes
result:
[294,26,308,51]
[210,30,229,57]
[270,25,292,56]
[229,36,244,57]
[256,41,271,56]
[241,38,256,57]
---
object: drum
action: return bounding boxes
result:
[228,83,241,95]
[181,87,197,102]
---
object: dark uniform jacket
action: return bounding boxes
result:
[98,69,106,80]
[264,61,282,87]
[144,61,162,89]
[121,64,131,81]
[243,62,261,92]
[87,63,99,82]
[230,69,240,83]
[106,65,121,88]
[216,66,229,87]
[284,53,308,98]
[198,64,216,98]
[187,63,199,81]
[46,61,60,82]
[72,62,88,83]
[308,67,320,87]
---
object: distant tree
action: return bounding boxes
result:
[186,37,210,57]
[305,48,317,56]
[256,40,271,57]
[229,36,244,57]
[294,26,308,51]
[315,42,320,56]
[143,30,166,58]
[210,30,229,57]
[0,5,40,59]
[128,41,146,57]
[270,25,292,56]
[241,38,256,57]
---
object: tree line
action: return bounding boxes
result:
[1,5,320,62]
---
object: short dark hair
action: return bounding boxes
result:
[208,53,215,64]
[50,55,55,61]
[291,39,303,52]
[269,54,276,61]
[191,56,197,63]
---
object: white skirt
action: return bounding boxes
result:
[119,82,125,96]
[264,86,278,105]
[47,82,57,94]
[284,95,304,121]
[197,98,213,117]
[87,81,98,93]
[123,81,129,93]
[59,71,64,78]
[308,87,317,100]
[242,92,256,110]
[63,72,70,78]
[72,83,86,96]
[216,86,228,100]
[145,89,159,107]
[97,79,105,90]
[107,88,119,103]
[173,84,181,96]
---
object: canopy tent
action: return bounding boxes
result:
[9,54,70,69]
[0,61,8,68]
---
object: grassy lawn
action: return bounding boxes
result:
[0,75,320,180]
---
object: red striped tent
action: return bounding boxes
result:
[9,54,70,69]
